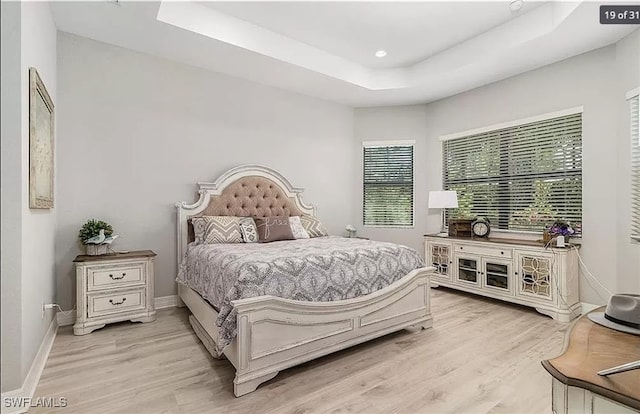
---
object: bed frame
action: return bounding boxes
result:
[176,164,434,396]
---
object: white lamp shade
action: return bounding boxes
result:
[428,190,458,209]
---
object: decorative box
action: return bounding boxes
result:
[448,219,473,237]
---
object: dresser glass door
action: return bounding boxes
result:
[518,255,552,299]
[431,244,451,278]
[457,257,478,283]
[485,262,509,291]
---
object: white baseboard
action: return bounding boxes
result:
[56,295,179,327]
[154,295,179,309]
[1,317,58,414]
[580,302,601,314]
[56,311,75,327]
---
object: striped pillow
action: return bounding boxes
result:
[192,216,243,244]
[299,215,329,238]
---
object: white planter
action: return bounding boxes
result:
[85,244,109,256]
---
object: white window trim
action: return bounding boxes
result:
[439,106,584,142]
[362,139,416,147]
[362,140,416,228]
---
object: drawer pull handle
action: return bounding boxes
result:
[109,298,127,306]
[501,251,504,255]
[109,273,126,280]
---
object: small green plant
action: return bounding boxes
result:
[78,219,113,244]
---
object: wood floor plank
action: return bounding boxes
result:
[31,288,567,414]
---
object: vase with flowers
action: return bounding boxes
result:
[548,220,576,243]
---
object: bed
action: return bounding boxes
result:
[175,164,435,396]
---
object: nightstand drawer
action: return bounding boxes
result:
[88,288,146,318]
[88,263,145,291]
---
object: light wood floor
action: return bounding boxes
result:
[33,288,569,414]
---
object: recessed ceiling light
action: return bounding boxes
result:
[509,0,523,12]
[375,50,387,58]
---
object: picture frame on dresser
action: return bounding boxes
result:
[73,250,157,335]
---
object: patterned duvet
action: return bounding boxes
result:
[177,236,425,355]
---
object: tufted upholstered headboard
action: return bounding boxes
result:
[194,176,304,218]
[175,165,316,267]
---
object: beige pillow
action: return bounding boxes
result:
[299,215,329,238]
[254,217,295,243]
[191,216,243,244]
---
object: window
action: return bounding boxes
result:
[442,109,583,234]
[629,88,640,242]
[363,141,414,227]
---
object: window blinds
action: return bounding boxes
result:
[630,92,640,242]
[363,143,414,226]
[443,112,583,234]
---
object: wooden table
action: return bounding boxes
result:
[542,307,640,413]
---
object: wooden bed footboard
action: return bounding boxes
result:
[179,267,434,397]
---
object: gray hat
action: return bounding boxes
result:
[588,294,640,336]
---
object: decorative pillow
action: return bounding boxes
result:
[238,217,258,243]
[288,216,310,239]
[254,216,295,243]
[299,215,329,238]
[191,216,243,244]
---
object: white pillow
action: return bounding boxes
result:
[289,216,310,239]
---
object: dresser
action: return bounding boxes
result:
[542,308,640,413]
[73,250,157,335]
[424,235,580,321]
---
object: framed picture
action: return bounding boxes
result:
[29,67,55,209]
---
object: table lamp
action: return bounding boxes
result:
[428,190,458,235]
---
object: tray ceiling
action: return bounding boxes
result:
[51,1,637,106]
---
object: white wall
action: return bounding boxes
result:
[614,30,640,294]
[20,0,58,384]
[353,104,430,249]
[0,1,57,393]
[355,31,640,305]
[55,34,356,310]
[1,0,24,393]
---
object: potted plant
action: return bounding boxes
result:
[78,219,118,255]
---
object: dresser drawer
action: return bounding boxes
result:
[87,288,146,318]
[87,263,145,291]
[454,243,513,259]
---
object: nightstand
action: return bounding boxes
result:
[73,250,157,335]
